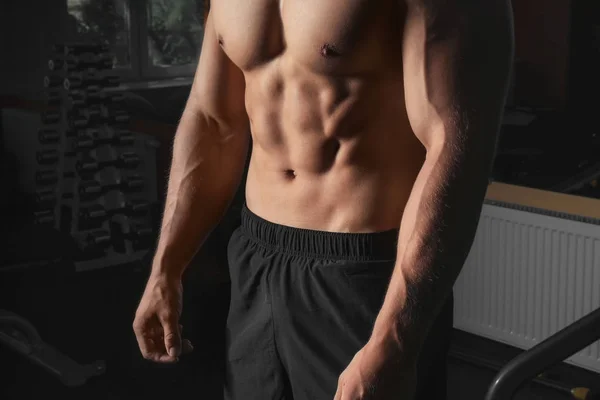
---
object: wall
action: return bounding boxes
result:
[0,0,75,100]
[1,0,578,110]
[512,0,573,109]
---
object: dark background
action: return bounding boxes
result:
[0,0,599,399]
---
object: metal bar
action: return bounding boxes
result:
[485,307,600,400]
[0,310,106,387]
[449,349,572,395]
[550,161,600,193]
[129,0,145,80]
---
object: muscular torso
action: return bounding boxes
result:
[212,0,425,232]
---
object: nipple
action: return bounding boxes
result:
[320,43,341,58]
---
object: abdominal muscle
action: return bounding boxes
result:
[243,60,426,233]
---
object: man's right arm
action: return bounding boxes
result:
[151,12,249,279]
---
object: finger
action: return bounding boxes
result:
[155,351,179,363]
[133,320,158,360]
[333,386,342,400]
[333,377,343,400]
[145,334,180,363]
[147,337,179,363]
[134,320,178,363]
[136,332,170,362]
[159,311,181,357]
[135,334,154,360]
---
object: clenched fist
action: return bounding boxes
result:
[133,274,193,363]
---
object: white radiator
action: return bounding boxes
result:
[454,202,600,373]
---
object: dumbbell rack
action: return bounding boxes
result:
[36,43,159,272]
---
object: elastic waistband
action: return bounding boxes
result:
[240,204,399,262]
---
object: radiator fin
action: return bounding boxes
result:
[455,204,600,372]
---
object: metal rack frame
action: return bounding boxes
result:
[485,306,600,400]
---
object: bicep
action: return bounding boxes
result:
[188,12,248,128]
[401,0,514,150]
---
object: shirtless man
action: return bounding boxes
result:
[133,0,513,398]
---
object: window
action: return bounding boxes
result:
[66,0,206,82]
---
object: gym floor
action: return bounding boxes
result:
[448,359,566,400]
[1,257,598,400]
[1,335,574,400]
[0,351,572,400]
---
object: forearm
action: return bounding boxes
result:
[371,0,514,360]
[152,102,249,278]
[372,140,491,358]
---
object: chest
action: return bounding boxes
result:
[210,0,402,73]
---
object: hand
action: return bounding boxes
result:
[334,337,417,400]
[133,273,193,363]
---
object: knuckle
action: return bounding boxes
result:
[164,331,176,340]
[159,309,178,324]
[132,321,142,332]
[132,318,148,332]
[161,309,175,319]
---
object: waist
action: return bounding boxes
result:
[240,203,399,261]
[244,161,418,232]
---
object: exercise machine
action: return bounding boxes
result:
[0,309,105,387]
[486,306,600,400]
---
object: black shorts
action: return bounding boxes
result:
[224,204,454,400]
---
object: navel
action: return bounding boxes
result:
[320,43,341,58]
[284,169,297,179]
[218,34,224,46]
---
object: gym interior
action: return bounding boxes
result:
[1,0,599,399]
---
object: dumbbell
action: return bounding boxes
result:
[44,75,65,89]
[36,170,59,185]
[70,109,129,129]
[70,104,125,121]
[64,89,114,109]
[67,91,125,109]
[80,224,154,254]
[124,224,153,244]
[79,200,151,224]
[79,230,113,257]
[78,175,145,200]
[70,115,95,130]
[77,152,140,174]
[76,129,135,150]
[46,90,100,109]
[70,105,103,122]
[48,54,113,73]
[111,222,154,251]
[38,129,61,144]
[85,91,125,106]
[54,43,110,57]
[41,111,62,125]
[46,90,63,106]
[44,73,119,92]
[34,210,55,225]
[45,74,112,93]
[36,168,77,186]
[82,224,153,249]
[64,74,120,91]
[36,189,57,206]
[37,149,60,165]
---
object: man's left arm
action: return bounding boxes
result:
[371,0,514,360]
